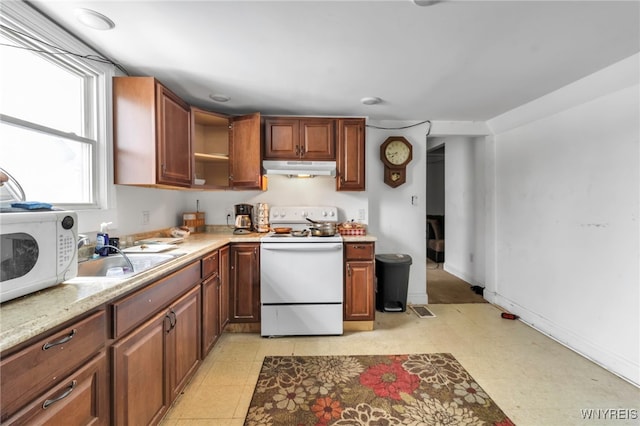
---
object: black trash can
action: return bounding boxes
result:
[375,254,412,312]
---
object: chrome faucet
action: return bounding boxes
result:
[102,245,135,273]
[77,234,89,249]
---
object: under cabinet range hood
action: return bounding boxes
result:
[262,160,336,177]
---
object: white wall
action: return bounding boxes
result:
[487,54,640,385]
[365,121,430,305]
[114,186,187,235]
[443,136,486,287]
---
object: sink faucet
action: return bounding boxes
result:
[102,245,135,273]
[77,234,89,249]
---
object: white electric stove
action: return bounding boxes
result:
[260,206,343,337]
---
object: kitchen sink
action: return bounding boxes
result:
[77,252,185,278]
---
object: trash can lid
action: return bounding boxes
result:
[375,254,412,264]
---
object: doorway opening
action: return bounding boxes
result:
[426,143,486,304]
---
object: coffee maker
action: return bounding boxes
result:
[234,203,253,234]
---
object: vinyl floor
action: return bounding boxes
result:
[160,304,640,426]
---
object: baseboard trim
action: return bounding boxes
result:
[493,294,639,387]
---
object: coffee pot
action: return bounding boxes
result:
[234,203,253,234]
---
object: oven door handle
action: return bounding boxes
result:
[261,243,343,252]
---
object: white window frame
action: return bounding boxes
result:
[1,2,120,231]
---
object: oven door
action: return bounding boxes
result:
[260,242,343,304]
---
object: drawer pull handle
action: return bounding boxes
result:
[42,329,77,350]
[42,380,76,409]
[170,309,177,329]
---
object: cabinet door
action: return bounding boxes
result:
[337,118,366,191]
[229,244,260,322]
[344,261,375,320]
[229,113,262,189]
[168,286,201,401]
[112,310,169,426]
[156,83,192,187]
[5,352,109,426]
[263,118,299,159]
[201,275,220,356]
[300,118,335,160]
[219,245,230,331]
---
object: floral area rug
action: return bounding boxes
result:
[245,353,514,425]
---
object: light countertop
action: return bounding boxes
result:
[0,231,375,353]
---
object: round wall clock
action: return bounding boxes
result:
[380,136,412,187]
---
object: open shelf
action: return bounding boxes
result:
[194,152,229,162]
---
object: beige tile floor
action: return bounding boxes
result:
[160,304,640,426]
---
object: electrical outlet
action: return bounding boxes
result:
[142,210,150,225]
[469,253,474,263]
[358,209,365,220]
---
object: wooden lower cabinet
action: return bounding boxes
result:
[201,250,221,356]
[202,273,221,355]
[344,243,375,321]
[219,245,230,331]
[168,286,201,400]
[0,310,108,425]
[112,285,201,425]
[5,352,108,425]
[229,243,260,322]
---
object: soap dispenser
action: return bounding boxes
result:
[95,222,112,256]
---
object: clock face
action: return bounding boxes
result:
[384,140,411,166]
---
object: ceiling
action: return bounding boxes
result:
[29,0,640,121]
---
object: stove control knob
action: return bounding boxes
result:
[301,211,307,218]
[321,211,327,217]
[328,211,335,217]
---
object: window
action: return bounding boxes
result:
[0,3,114,210]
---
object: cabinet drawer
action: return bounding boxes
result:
[111,261,200,339]
[1,310,106,422]
[5,352,109,425]
[201,250,219,279]
[345,243,374,260]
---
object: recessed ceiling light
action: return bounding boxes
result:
[74,8,115,30]
[209,94,231,103]
[361,97,382,105]
[413,0,441,6]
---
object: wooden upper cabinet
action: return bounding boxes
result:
[264,117,335,160]
[156,85,191,186]
[191,108,262,190]
[300,118,335,160]
[337,118,366,191]
[113,76,191,188]
[263,118,298,159]
[230,113,262,189]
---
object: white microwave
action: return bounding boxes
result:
[0,211,78,303]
